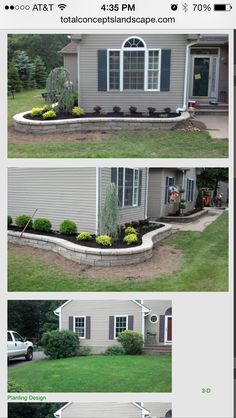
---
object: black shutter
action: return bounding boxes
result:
[165,176,169,204]
[97,50,107,91]
[159,315,165,343]
[86,316,91,339]
[69,316,73,331]
[138,170,142,206]
[128,315,134,330]
[111,168,117,185]
[109,316,114,340]
[160,49,171,91]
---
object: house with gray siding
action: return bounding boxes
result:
[54,402,172,418]
[59,34,228,112]
[8,167,199,234]
[54,300,172,354]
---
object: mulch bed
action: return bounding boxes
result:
[168,208,203,216]
[8,223,164,249]
[23,112,180,121]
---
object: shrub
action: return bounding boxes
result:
[123,233,138,245]
[46,67,74,113]
[113,105,121,113]
[101,183,120,240]
[76,232,92,241]
[105,346,124,356]
[96,235,112,247]
[124,226,137,235]
[129,105,137,114]
[180,202,186,210]
[164,106,171,113]
[8,215,13,227]
[147,106,156,114]
[72,106,85,117]
[196,189,204,209]
[42,110,57,119]
[59,220,77,235]
[94,105,102,114]
[70,91,79,106]
[79,346,92,356]
[31,107,44,117]
[117,330,143,355]
[41,330,80,360]
[33,218,52,233]
[15,214,32,229]
[8,379,24,393]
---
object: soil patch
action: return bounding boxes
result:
[9,242,182,280]
[173,118,206,132]
[9,223,164,250]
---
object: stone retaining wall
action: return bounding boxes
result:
[8,224,172,266]
[13,111,190,134]
[160,209,209,223]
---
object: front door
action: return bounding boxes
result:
[191,55,219,99]
[165,316,172,343]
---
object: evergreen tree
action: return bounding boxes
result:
[8,59,22,92]
[101,183,120,240]
[14,50,33,88]
[33,56,47,88]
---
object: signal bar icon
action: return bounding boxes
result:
[58,3,67,11]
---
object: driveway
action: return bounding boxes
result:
[194,114,228,139]
[8,351,47,368]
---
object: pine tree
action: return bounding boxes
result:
[8,59,22,92]
[33,55,47,88]
[14,50,33,88]
[101,183,120,240]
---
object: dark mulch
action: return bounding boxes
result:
[23,112,180,121]
[168,208,203,216]
[8,223,164,249]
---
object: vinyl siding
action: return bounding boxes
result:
[61,402,142,418]
[60,300,143,354]
[99,167,147,231]
[64,54,78,88]
[74,34,187,112]
[144,403,172,418]
[144,300,172,343]
[8,168,97,233]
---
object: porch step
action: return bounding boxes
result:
[193,103,228,115]
[143,345,172,355]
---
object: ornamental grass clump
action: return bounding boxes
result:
[59,219,77,235]
[101,183,120,241]
[46,67,74,113]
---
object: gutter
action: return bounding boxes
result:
[176,35,202,113]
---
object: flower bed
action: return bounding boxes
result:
[160,208,209,223]
[8,222,172,266]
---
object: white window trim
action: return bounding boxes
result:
[165,176,175,204]
[107,37,161,92]
[117,168,140,208]
[114,315,128,339]
[132,169,139,207]
[73,316,86,339]
[186,178,195,202]
[149,314,159,324]
[164,315,172,345]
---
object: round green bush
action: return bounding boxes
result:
[72,106,85,117]
[8,215,13,227]
[104,345,124,356]
[8,379,24,393]
[96,235,112,247]
[15,214,32,229]
[76,231,92,241]
[31,107,44,117]
[59,219,77,235]
[124,226,137,235]
[79,346,92,356]
[123,233,138,245]
[42,110,56,119]
[41,330,80,359]
[33,218,52,233]
[117,330,143,355]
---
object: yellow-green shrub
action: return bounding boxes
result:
[123,233,138,245]
[42,110,57,119]
[124,226,137,235]
[96,235,112,247]
[72,106,85,117]
[76,232,92,241]
[31,107,45,117]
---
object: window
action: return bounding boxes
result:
[7,332,13,342]
[186,179,195,202]
[112,168,141,207]
[74,316,85,338]
[165,177,176,204]
[108,37,160,91]
[115,316,128,338]
[13,332,24,342]
[150,314,158,323]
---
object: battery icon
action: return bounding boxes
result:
[214,4,232,11]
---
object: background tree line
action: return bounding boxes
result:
[8,300,65,340]
[8,402,65,418]
[8,34,69,92]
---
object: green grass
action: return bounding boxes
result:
[8,212,228,292]
[8,130,228,158]
[8,355,171,392]
[8,89,45,123]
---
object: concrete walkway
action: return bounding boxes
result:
[170,208,225,232]
[8,351,47,368]
[194,114,228,139]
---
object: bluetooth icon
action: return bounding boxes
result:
[182,2,188,12]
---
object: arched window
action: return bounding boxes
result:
[108,36,161,91]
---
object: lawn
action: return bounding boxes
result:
[8,355,172,392]
[8,89,228,158]
[8,212,228,292]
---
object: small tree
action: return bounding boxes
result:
[196,188,204,209]
[41,330,79,359]
[101,183,120,240]
[8,59,22,92]
[33,56,47,88]
[117,331,143,355]
[46,67,73,112]
[14,50,34,89]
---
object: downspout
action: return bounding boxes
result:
[176,36,202,113]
